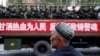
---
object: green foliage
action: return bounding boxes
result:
[8,0,14,3]
[8,0,22,3]
[16,0,22,3]
[8,0,100,5]
[80,0,100,3]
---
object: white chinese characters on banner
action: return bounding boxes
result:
[90,23,98,31]
[27,23,34,31]
[77,23,84,31]
[0,23,5,31]
[20,22,27,30]
[0,22,47,31]
[13,23,20,30]
[50,23,56,31]
[70,23,77,31]
[0,22,98,32]
[6,23,13,31]
[84,23,90,31]
[27,23,46,31]
[69,23,98,31]
[50,23,98,32]
[39,23,46,31]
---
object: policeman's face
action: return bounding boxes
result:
[50,30,58,48]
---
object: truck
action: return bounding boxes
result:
[0,19,100,56]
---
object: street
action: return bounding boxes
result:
[0,49,100,56]
[0,44,100,56]
[0,48,35,56]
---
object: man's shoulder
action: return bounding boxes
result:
[72,50,84,56]
[68,46,84,56]
[49,46,84,56]
[49,52,84,56]
[49,52,64,56]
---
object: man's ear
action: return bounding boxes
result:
[56,35,61,42]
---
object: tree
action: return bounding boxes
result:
[8,0,22,3]
[8,0,14,3]
[16,0,22,3]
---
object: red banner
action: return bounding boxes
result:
[0,20,100,35]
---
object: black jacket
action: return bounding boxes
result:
[49,45,84,56]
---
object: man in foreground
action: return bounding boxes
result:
[49,22,84,56]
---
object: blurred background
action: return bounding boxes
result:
[0,0,100,56]
[0,0,100,19]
